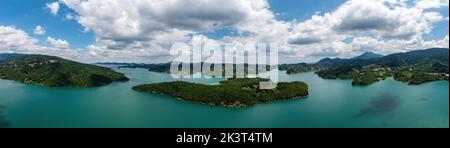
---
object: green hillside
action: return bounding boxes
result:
[0,54,129,87]
[282,48,449,85]
[133,78,309,108]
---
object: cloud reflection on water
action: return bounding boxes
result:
[357,94,401,118]
[0,105,10,128]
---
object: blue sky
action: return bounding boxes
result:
[422,7,450,40]
[0,0,449,63]
[2,0,348,47]
[0,0,94,48]
[270,0,346,21]
[2,0,447,48]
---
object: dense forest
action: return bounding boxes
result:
[133,78,309,108]
[281,48,449,85]
[0,54,129,87]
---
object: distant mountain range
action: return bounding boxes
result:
[375,48,449,67]
[0,53,21,61]
[353,52,384,60]
[280,48,449,85]
[315,52,383,65]
[2,48,446,88]
[0,53,129,87]
[115,62,274,77]
[280,48,449,73]
[105,48,448,86]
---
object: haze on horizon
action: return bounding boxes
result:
[0,0,449,64]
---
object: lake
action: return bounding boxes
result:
[0,68,448,128]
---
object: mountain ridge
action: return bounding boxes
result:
[280,48,449,85]
[352,52,384,60]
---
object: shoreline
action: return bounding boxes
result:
[145,90,309,108]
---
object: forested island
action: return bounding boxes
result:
[280,48,449,86]
[0,53,129,87]
[133,78,309,108]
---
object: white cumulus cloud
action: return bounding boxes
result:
[54,0,290,62]
[47,37,70,49]
[0,25,91,61]
[0,26,38,52]
[285,0,449,61]
[33,25,46,35]
[13,0,449,63]
[415,0,449,9]
[46,2,60,16]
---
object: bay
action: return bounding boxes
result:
[0,67,448,128]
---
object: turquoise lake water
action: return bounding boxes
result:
[0,68,448,128]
